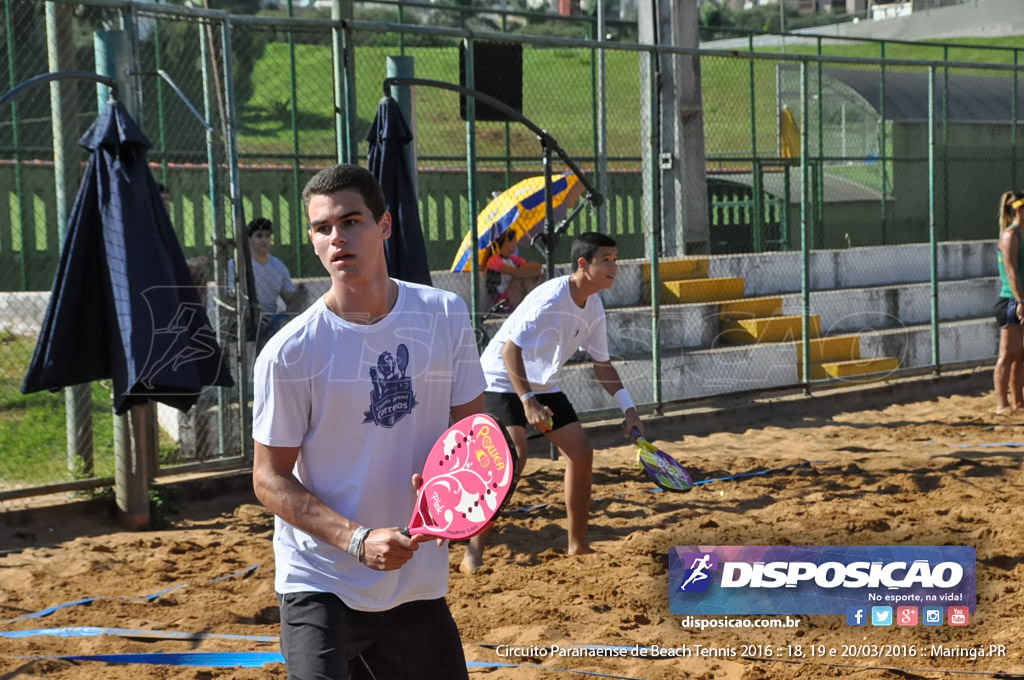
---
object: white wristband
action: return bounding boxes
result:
[613,388,635,413]
[347,526,371,559]
[519,391,536,403]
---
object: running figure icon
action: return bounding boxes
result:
[681,553,713,592]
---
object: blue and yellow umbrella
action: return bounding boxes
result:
[450,172,585,272]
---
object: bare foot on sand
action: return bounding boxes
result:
[460,545,483,575]
[568,544,595,556]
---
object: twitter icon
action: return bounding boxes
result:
[871,606,893,626]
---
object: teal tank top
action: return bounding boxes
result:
[998,225,1024,298]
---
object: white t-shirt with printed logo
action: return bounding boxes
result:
[252,281,485,612]
[480,275,610,394]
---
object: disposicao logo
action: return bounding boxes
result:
[677,552,719,593]
[668,546,976,616]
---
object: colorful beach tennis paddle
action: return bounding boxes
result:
[630,428,693,492]
[403,413,518,540]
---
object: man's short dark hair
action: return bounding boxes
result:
[247,217,273,237]
[570,232,617,271]
[301,164,387,221]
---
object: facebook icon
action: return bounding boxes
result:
[846,606,867,626]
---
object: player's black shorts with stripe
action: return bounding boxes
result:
[484,390,578,432]
[277,592,468,680]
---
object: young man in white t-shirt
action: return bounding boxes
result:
[462,232,644,575]
[251,164,485,680]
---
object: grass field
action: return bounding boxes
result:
[236,34,1024,164]
[0,333,180,487]
[0,334,116,484]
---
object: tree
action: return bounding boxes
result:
[698,0,733,41]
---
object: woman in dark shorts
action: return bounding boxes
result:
[994,191,1024,413]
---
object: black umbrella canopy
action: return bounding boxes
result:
[366,96,432,286]
[21,101,233,414]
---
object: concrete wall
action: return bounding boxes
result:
[705,241,996,298]
[560,317,996,412]
[590,239,997,308]
[590,275,999,358]
[0,292,50,335]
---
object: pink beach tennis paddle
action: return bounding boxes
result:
[403,413,518,540]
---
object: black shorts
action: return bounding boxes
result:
[485,390,578,432]
[995,297,1023,328]
[278,592,468,680]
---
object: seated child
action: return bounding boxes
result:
[484,230,545,312]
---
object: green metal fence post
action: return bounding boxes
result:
[200,17,229,459]
[782,162,790,250]
[287,0,303,276]
[595,1,608,234]
[49,2,94,479]
[96,26,149,529]
[815,37,824,250]
[125,0,162,492]
[590,19,598,231]
[153,11,168,183]
[800,60,810,394]
[5,0,25,291]
[124,3,144,127]
[221,16,252,460]
[749,36,761,252]
[464,38,480,325]
[879,42,887,245]
[397,2,404,56]
[45,3,78,234]
[648,49,662,409]
[928,64,940,374]
[942,45,949,242]
[386,55,417,195]
[1014,50,1019,188]
[332,0,354,163]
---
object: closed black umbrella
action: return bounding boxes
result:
[366,95,432,286]
[21,101,233,414]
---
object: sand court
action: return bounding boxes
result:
[1,372,1022,679]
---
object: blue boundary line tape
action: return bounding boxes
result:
[35,652,285,668]
[1,626,278,643]
[646,460,819,493]
[5,564,259,624]
[692,460,816,487]
[510,461,822,504]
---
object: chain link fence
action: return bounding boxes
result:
[2,1,1020,506]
